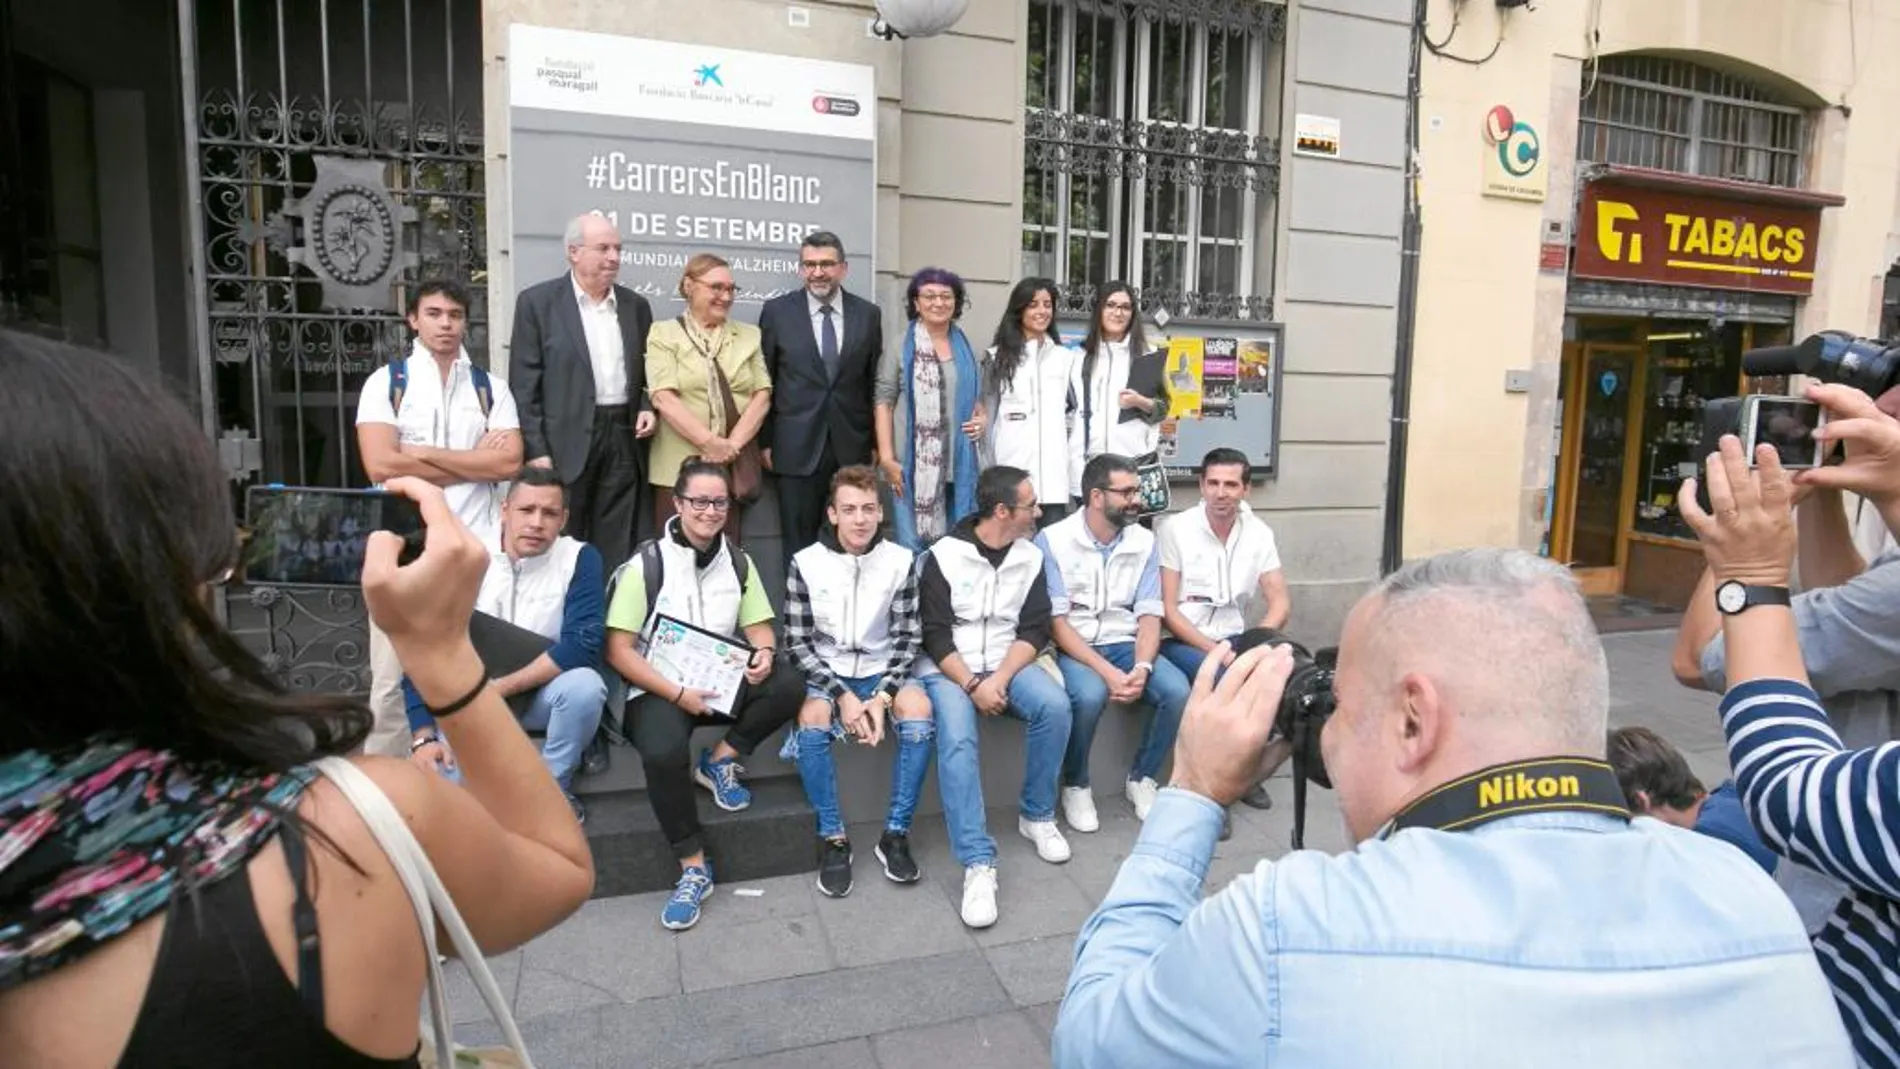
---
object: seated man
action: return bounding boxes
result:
[918,465,1073,929]
[1054,547,1851,1067]
[782,465,936,898]
[1606,726,1776,874]
[1038,453,1189,828]
[605,459,803,931]
[405,466,606,822]
[1158,446,1290,811]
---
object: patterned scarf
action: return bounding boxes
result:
[0,739,313,992]
[680,315,735,436]
[910,321,952,543]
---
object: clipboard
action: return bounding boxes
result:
[468,610,553,716]
[1119,349,1168,424]
[640,612,757,720]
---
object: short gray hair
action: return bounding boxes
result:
[1365,547,1608,748]
[563,214,590,249]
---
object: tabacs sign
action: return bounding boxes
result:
[1572,180,1821,296]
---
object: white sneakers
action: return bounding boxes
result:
[1019,817,1072,863]
[1125,777,1159,821]
[961,864,999,928]
[1060,786,1100,832]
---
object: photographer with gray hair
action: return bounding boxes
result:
[1054,547,1850,1068]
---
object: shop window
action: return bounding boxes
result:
[1578,55,1809,189]
[1632,320,1788,541]
[1022,0,1282,319]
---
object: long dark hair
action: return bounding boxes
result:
[0,329,371,765]
[1080,282,1148,392]
[988,277,1061,389]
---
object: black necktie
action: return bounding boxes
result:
[820,303,839,377]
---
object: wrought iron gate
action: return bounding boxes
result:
[182,0,486,692]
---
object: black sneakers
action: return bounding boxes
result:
[565,791,587,826]
[1239,784,1273,810]
[875,830,921,884]
[817,837,854,898]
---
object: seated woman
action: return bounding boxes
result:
[605,459,803,931]
[646,254,772,541]
[0,328,592,1068]
[874,267,988,550]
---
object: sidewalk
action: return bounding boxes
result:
[448,631,1724,1068]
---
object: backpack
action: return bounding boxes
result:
[388,357,494,419]
[607,536,752,631]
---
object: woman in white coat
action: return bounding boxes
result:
[984,277,1079,526]
[1068,282,1167,499]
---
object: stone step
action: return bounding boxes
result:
[579,775,818,897]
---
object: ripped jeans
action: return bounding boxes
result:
[784,675,936,840]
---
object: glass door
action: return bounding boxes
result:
[1555,342,1643,595]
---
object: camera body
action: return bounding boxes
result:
[1232,628,1338,847]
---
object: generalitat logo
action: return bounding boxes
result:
[1483,104,1541,179]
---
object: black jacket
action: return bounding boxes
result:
[757,288,882,476]
[509,274,654,483]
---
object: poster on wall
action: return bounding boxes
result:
[507,24,877,321]
[1075,321,1282,479]
[1165,338,1204,419]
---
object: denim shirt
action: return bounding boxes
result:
[1054,789,1853,1068]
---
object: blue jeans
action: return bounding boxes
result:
[923,664,1072,867]
[791,676,935,840]
[1057,643,1190,788]
[1160,638,1226,683]
[519,668,608,789]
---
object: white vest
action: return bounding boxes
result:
[1160,502,1282,641]
[1069,341,1160,496]
[790,537,916,681]
[988,337,1079,505]
[475,535,585,641]
[649,528,747,638]
[928,531,1046,674]
[1043,512,1156,647]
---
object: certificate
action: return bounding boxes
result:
[642,613,754,717]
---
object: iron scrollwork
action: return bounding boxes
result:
[282,156,418,312]
[1025,110,1282,195]
[1056,282,1271,321]
[1115,0,1287,36]
[222,583,373,695]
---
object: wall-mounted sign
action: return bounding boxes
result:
[1572,180,1821,295]
[1293,114,1340,158]
[1480,104,1546,202]
[507,25,877,319]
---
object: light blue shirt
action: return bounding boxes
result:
[1054,788,1853,1068]
[1033,527,1163,620]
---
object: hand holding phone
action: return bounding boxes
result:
[360,477,489,669]
[242,486,425,587]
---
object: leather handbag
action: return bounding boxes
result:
[313,757,534,1069]
[680,317,763,505]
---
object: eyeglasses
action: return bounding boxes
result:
[696,281,738,296]
[680,495,732,513]
[1102,484,1142,498]
[917,291,957,304]
[801,259,842,272]
[1103,302,1134,312]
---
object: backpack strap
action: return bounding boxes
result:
[387,357,408,415]
[641,540,665,623]
[728,538,751,592]
[468,362,494,419]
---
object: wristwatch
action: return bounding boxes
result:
[1714,580,1791,616]
[1132,661,1154,675]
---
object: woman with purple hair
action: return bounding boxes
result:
[874,267,989,549]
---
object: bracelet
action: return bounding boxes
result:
[675,683,686,704]
[962,675,981,694]
[410,731,443,753]
[424,673,489,718]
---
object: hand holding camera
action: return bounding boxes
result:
[360,476,491,697]
[1679,435,1796,588]
[1794,382,1900,509]
[1169,641,1294,807]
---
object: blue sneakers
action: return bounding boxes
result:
[661,863,714,931]
[693,749,752,812]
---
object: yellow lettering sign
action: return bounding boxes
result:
[1477,771,1583,808]
[1594,200,1643,263]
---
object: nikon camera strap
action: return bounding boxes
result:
[1376,757,1630,840]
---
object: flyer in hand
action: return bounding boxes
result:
[643,613,754,717]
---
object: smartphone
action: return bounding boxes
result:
[1740,395,1827,469]
[241,486,425,587]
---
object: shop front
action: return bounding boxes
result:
[1547,167,1840,605]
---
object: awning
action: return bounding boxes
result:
[1581,164,1847,211]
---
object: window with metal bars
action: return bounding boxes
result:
[1022,0,1284,320]
[1578,54,1810,189]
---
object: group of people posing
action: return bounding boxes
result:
[354,217,1292,932]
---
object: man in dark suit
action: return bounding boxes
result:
[758,231,884,551]
[510,212,656,575]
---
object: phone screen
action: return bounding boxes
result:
[1748,398,1825,469]
[241,487,423,586]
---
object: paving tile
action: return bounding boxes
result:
[811,856,977,967]
[869,1009,1053,1069]
[453,1004,606,1069]
[441,950,521,1027]
[710,1038,880,1069]
[967,870,1098,949]
[513,892,682,1018]
[704,871,822,923]
[595,950,1012,1067]
[678,912,836,993]
[982,935,1075,1007]
[1022,1000,1062,1041]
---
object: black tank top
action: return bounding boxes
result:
[115,825,421,1068]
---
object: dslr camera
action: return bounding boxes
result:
[1231,628,1338,849]
[1690,331,1900,510]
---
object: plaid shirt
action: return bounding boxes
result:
[784,551,922,701]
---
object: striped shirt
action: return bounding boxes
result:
[1722,678,1900,1068]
